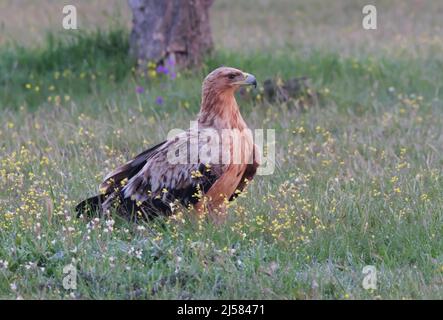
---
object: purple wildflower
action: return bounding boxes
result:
[156,65,169,75]
[135,86,144,94]
[170,72,177,80]
[155,96,164,105]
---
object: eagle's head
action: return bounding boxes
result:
[203,67,257,94]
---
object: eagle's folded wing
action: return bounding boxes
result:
[100,131,225,218]
[99,141,167,194]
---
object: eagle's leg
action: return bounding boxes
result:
[195,195,228,225]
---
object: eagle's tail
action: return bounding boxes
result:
[75,195,106,218]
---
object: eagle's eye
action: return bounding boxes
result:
[227,73,237,80]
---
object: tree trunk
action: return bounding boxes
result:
[128,0,214,69]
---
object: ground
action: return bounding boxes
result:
[0,0,442,299]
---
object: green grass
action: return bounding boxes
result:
[0,29,132,109]
[0,26,442,299]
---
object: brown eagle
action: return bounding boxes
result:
[76,67,260,223]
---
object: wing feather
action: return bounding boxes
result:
[100,141,167,194]
[101,131,225,218]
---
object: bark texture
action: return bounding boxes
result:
[128,0,214,68]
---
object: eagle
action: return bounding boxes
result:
[76,67,260,223]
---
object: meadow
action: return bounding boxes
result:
[0,0,442,299]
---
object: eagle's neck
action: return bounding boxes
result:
[198,88,246,130]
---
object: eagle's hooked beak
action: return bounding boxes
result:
[235,73,257,89]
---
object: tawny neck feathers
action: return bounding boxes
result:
[198,86,245,130]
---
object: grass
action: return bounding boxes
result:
[1,1,443,299]
[0,29,132,109]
